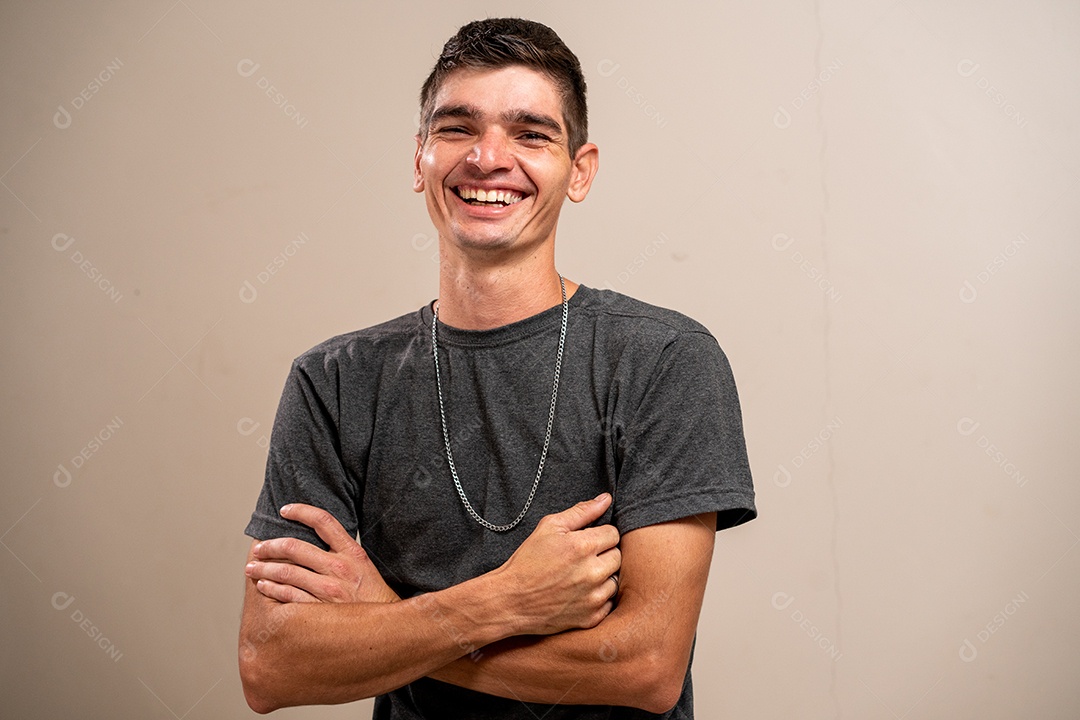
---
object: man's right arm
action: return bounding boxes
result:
[240,542,516,712]
[238,494,620,713]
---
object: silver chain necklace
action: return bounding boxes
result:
[431,276,568,532]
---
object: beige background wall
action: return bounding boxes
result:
[2,1,1077,718]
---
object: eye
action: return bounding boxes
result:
[520,131,551,143]
[435,125,470,136]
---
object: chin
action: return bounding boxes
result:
[448,226,520,251]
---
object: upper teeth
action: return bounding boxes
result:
[457,187,523,205]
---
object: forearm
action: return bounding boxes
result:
[430,588,685,714]
[430,513,718,714]
[240,495,623,712]
[240,570,516,713]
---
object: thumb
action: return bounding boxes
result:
[550,493,612,531]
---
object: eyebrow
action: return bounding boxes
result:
[427,104,479,125]
[428,104,564,136]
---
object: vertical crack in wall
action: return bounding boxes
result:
[814,0,843,716]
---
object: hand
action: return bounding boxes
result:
[245,504,401,605]
[496,493,622,636]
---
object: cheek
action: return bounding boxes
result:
[419,146,444,175]
[418,154,449,197]
[522,153,571,189]
[418,153,435,179]
[528,170,572,204]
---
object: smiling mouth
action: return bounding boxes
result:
[453,186,525,208]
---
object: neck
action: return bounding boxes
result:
[435,240,578,330]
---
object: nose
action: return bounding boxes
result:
[466,129,514,174]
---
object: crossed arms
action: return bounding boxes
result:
[238,494,717,714]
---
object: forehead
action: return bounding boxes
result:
[431,65,565,125]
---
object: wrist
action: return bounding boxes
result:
[421,570,522,649]
[475,565,529,637]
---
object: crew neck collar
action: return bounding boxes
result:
[420,285,593,348]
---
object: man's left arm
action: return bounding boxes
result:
[429,511,717,714]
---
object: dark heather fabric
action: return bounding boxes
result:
[245,285,756,719]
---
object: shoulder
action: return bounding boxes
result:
[577,286,721,353]
[290,307,424,379]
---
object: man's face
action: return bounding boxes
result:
[413,65,597,257]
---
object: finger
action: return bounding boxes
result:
[589,598,615,628]
[255,578,319,604]
[248,560,333,600]
[597,546,622,578]
[573,524,620,554]
[252,536,329,570]
[547,493,611,532]
[279,504,355,552]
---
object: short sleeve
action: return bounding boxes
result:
[612,331,756,534]
[244,358,361,548]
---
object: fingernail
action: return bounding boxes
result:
[253,542,262,555]
[595,493,609,502]
[280,504,292,514]
[245,562,255,575]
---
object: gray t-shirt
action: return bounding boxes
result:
[246,285,756,719]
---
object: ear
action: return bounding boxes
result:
[567,143,599,203]
[412,134,425,193]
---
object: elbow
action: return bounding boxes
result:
[239,639,285,714]
[244,689,278,716]
[643,680,683,715]
[239,658,276,714]
[635,648,686,715]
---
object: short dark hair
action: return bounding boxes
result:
[419,18,589,155]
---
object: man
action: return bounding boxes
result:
[239,17,755,718]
